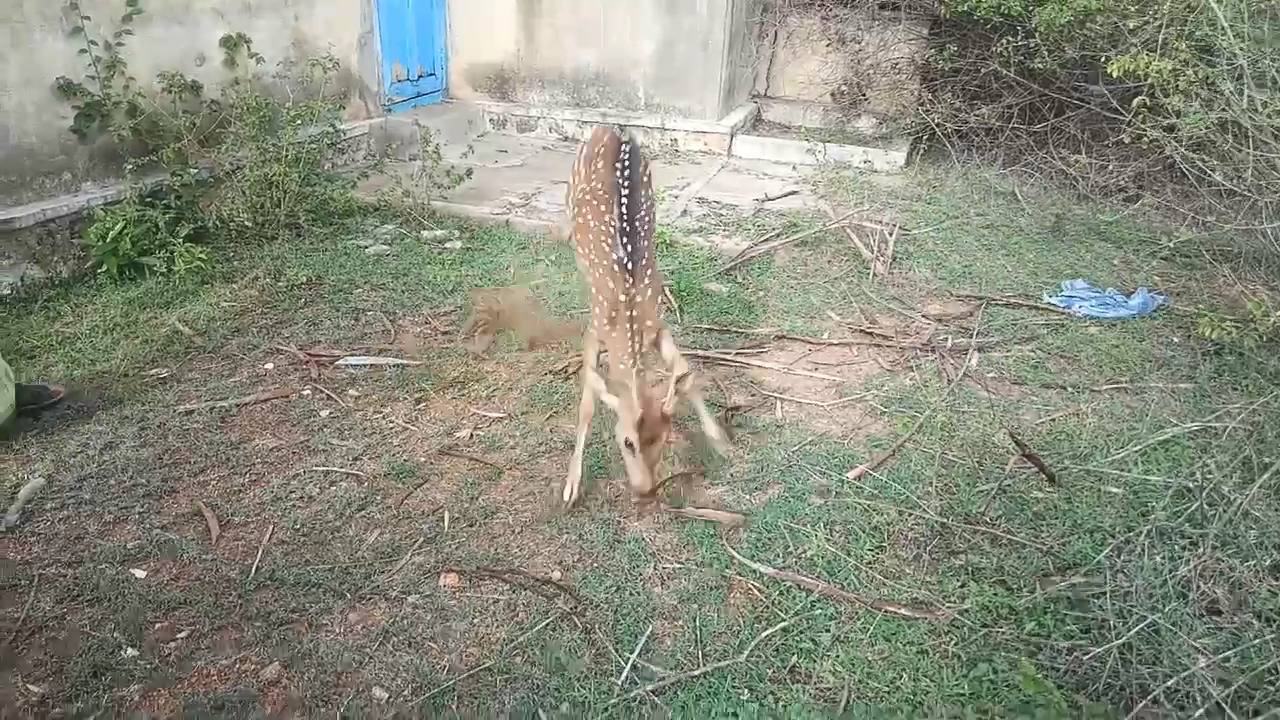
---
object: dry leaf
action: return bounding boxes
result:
[128,568,148,579]
[196,500,221,546]
[438,571,461,588]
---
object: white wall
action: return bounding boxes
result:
[445,0,761,121]
[0,0,377,207]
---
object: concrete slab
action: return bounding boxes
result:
[373,131,826,253]
[731,133,908,172]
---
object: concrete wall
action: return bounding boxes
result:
[755,7,929,133]
[446,0,760,121]
[0,0,380,208]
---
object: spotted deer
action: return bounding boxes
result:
[561,125,729,506]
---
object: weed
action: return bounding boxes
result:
[1195,295,1280,350]
[83,189,210,280]
[49,0,463,280]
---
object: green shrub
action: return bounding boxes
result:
[84,188,210,280]
[51,0,395,279]
[922,0,1279,241]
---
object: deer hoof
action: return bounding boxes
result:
[562,473,582,506]
[706,426,731,457]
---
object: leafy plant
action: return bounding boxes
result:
[51,0,476,281]
[84,188,210,280]
[1195,296,1280,349]
[53,0,145,143]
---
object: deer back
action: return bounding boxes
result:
[568,126,665,378]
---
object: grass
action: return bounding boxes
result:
[2,163,1279,718]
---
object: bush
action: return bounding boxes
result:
[921,0,1280,243]
[53,0,369,279]
[84,187,210,280]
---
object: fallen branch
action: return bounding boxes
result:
[333,356,423,367]
[437,448,506,473]
[617,624,654,686]
[669,159,726,223]
[1007,430,1059,484]
[751,385,865,409]
[724,543,952,622]
[951,291,1071,316]
[308,383,348,408]
[878,223,899,276]
[717,207,864,274]
[686,351,844,382]
[846,307,984,481]
[410,614,562,706]
[757,188,801,204]
[195,501,221,547]
[663,505,747,528]
[607,613,813,706]
[309,467,368,478]
[177,386,295,413]
[4,573,39,649]
[248,524,274,579]
[821,203,876,264]
[844,496,1049,551]
[687,324,993,353]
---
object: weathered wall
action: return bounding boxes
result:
[756,7,929,133]
[446,0,757,121]
[720,0,768,120]
[0,0,379,208]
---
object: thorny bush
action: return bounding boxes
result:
[771,0,1280,252]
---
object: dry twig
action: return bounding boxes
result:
[248,524,275,579]
[717,207,864,274]
[437,448,506,473]
[617,624,654,686]
[607,613,814,706]
[724,543,952,622]
[177,386,295,413]
[846,307,984,481]
[1007,429,1059,484]
[663,505,747,528]
[687,351,843,382]
[410,614,563,706]
[951,291,1070,316]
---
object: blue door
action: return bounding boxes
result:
[375,0,448,110]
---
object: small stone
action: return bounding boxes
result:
[258,661,284,684]
[263,362,275,370]
[346,389,361,397]
[420,229,459,242]
[121,647,140,658]
[438,571,461,588]
[550,570,563,582]
[365,244,393,256]
[318,409,333,418]
[373,223,402,240]
[371,686,390,703]
[128,568,148,579]
[703,282,729,294]
[442,240,463,250]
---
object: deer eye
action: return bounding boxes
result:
[623,437,637,454]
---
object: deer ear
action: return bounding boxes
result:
[661,370,691,415]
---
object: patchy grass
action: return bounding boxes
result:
[2,165,1279,718]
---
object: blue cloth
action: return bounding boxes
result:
[1043,279,1167,319]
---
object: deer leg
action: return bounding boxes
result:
[654,327,729,455]
[563,332,601,506]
